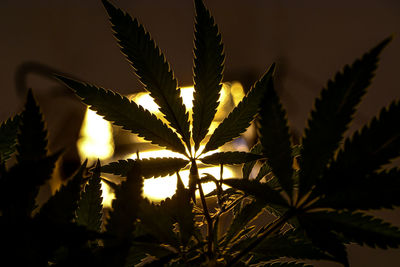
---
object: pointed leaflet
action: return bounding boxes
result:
[138,198,179,248]
[57,76,187,155]
[200,151,263,165]
[316,168,400,210]
[222,178,288,207]
[300,211,400,249]
[203,63,275,154]
[258,74,294,199]
[256,263,311,267]
[16,89,48,162]
[0,114,20,161]
[242,142,263,179]
[192,0,225,152]
[0,152,60,217]
[102,0,191,150]
[299,37,391,198]
[245,230,334,262]
[317,101,400,197]
[106,163,143,241]
[36,160,86,224]
[164,173,195,247]
[224,199,265,245]
[76,160,103,232]
[298,214,349,266]
[102,157,189,178]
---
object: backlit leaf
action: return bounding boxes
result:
[102,157,189,178]
[192,0,225,152]
[57,76,187,155]
[203,63,275,154]
[200,151,263,165]
[102,0,191,150]
[258,73,294,199]
[299,37,391,198]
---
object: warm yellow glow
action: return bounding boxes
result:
[100,180,114,207]
[180,87,194,111]
[141,165,232,201]
[133,92,160,113]
[77,109,114,160]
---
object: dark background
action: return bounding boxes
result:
[0,0,399,266]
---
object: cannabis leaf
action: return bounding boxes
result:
[56,76,187,155]
[0,114,20,162]
[242,142,263,180]
[298,37,392,199]
[76,160,103,232]
[16,89,48,162]
[36,160,87,224]
[192,0,225,152]
[203,63,275,154]
[200,151,263,165]
[102,0,191,151]
[223,178,288,207]
[102,157,189,178]
[258,74,294,199]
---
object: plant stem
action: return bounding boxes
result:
[226,209,295,267]
[192,160,214,259]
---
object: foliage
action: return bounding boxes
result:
[1,0,399,266]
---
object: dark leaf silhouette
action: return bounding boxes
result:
[298,37,391,199]
[102,0,191,151]
[0,114,21,162]
[192,0,225,152]
[102,157,189,178]
[200,151,263,165]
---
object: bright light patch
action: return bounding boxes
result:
[100,180,114,207]
[140,165,233,201]
[77,109,114,160]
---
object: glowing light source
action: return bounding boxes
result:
[77,109,114,161]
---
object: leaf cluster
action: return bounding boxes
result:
[1,0,400,266]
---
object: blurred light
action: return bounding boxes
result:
[77,109,114,161]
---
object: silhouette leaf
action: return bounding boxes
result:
[164,173,195,247]
[222,178,288,207]
[318,101,400,197]
[0,114,21,162]
[224,199,265,245]
[57,76,187,155]
[299,37,391,198]
[102,0,191,150]
[258,77,293,199]
[203,63,275,154]
[255,262,312,267]
[106,163,143,242]
[76,160,103,232]
[16,89,48,163]
[246,230,334,263]
[298,214,349,266]
[242,142,263,180]
[200,151,263,165]
[138,198,179,248]
[36,159,87,224]
[0,152,61,217]
[316,168,400,210]
[102,157,189,178]
[192,0,225,152]
[300,211,400,249]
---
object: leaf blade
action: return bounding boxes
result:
[299,37,392,198]
[57,76,187,155]
[102,0,191,150]
[192,0,225,152]
[203,63,275,154]
[200,151,263,165]
[0,114,21,162]
[257,76,294,198]
[102,157,189,178]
